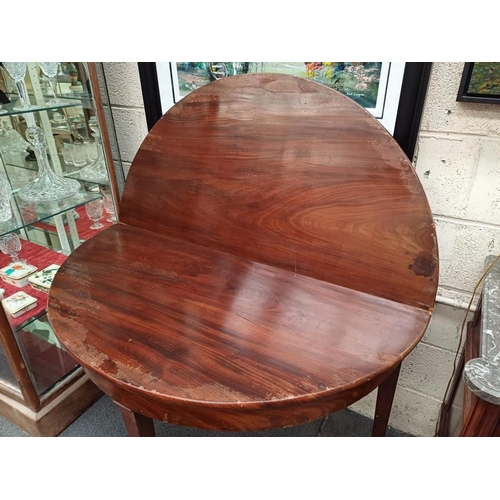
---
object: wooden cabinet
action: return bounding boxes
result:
[0,62,123,436]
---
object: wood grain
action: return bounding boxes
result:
[120,74,438,309]
[49,223,431,430]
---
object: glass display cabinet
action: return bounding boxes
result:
[0,62,123,436]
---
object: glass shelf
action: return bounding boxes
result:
[13,308,49,334]
[59,91,93,102]
[64,169,111,186]
[3,161,106,192]
[0,99,83,118]
[0,189,102,238]
[4,162,111,189]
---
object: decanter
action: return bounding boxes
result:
[18,126,81,203]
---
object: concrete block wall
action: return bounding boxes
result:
[101,63,149,178]
[99,62,500,436]
[351,63,500,435]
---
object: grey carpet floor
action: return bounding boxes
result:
[0,395,411,437]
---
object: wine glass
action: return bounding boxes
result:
[2,62,37,111]
[0,233,24,263]
[101,188,116,223]
[85,200,104,230]
[38,62,65,106]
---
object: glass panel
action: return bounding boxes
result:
[0,342,20,392]
[14,313,78,396]
[447,378,464,436]
[0,62,119,402]
[0,190,103,238]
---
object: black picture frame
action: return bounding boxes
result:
[138,62,432,161]
[457,62,500,104]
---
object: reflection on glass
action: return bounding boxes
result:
[101,187,116,223]
[85,199,104,229]
[15,314,78,396]
[70,116,109,184]
[0,343,21,392]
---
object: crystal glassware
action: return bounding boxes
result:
[61,145,74,171]
[17,126,81,203]
[71,142,88,168]
[38,62,66,106]
[70,116,109,184]
[2,62,37,111]
[0,172,13,222]
[101,188,116,222]
[0,233,24,263]
[85,200,104,229]
[85,141,98,163]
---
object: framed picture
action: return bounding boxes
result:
[171,62,391,117]
[138,62,432,161]
[457,62,500,104]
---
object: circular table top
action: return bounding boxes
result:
[48,74,438,431]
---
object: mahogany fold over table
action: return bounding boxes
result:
[48,74,438,436]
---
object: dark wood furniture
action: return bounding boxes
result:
[48,74,438,436]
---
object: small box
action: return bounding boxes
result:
[2,291,38,318]
[0,262,38,288]
[28,264,60,293]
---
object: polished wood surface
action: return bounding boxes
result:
[49,223,431,430]
[120,74,438,309]
[48,74,438,434]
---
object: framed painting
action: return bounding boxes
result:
[170,62,390,117]
[457,62,500,104]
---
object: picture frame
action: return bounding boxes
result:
[169,62,391,118]
[457,62,500,104]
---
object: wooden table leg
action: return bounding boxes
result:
[114,401,156,437]
[372,362,402,437]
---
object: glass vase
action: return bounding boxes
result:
[18,126,81,203]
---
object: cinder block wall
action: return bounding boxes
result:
[101,62,148,179]
[101,62,500,436]
[350,62,500,435]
